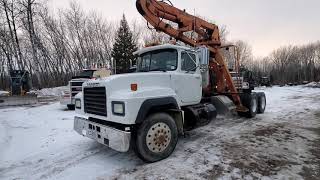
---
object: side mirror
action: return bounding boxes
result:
[200,65,208,72]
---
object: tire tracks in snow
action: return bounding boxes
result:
[0,119,13,161]
[0,143,118,180]
[111,87,320,179]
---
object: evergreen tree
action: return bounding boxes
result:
[111,15,138,74]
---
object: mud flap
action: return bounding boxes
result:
[211,95,236,115]
[0,95,38,107]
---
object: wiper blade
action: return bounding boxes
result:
[138,69,150,72]
[149,68,167,72]
[138,68,167,72]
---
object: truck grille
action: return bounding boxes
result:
[84,87,107,116]
[70,81,86,97]
[71,81,84,87]
[232,77,243,89]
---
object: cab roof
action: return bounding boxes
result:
[134,44,192,55]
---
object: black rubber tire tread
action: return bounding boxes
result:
[238,93,258,118]
[256,92,266,114]
[134,113,178,163]
[67,104,75,110]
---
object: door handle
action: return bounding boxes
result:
[195,76,201,79]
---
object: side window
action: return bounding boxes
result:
[181,52,196,72]
[140,54,151,71]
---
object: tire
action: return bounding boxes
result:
[256,92,266,114]
[243,89,252,94]
[67,104,75,110]
[238,93,258,118]
[134,113,178,163]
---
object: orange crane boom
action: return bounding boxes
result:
[136,0,245,110]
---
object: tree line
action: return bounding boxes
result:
[0,0,120,89]
[236,41,320,85]
[0,0,171,90]
[0,0,319,90]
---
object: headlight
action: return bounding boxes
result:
[242,82,249,89]
[112,101,125,116]
[75,99,81,109]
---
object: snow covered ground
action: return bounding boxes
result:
[0,86,319,180]
[30,86,68,97]
[305,81,320,88]
[0,86,67,97]
[0,91,9,96]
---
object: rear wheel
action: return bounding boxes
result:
[238,93,258,118]
[134,113,178,163]
[257,92,266,114]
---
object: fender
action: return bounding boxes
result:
[135,97,179,124]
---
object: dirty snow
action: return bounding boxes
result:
[0,91,9,96]
[30,86,68,97]
[0,86,319,180]
[305,81,320,88]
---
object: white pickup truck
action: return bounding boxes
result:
[74,44,266,162]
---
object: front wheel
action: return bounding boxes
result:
[257,92,266,114]
[238,93,258,118]
[134,113,178,163]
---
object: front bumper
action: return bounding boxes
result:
[74,116,131,152]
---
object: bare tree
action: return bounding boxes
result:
[234,40,253,68]
[0,0,319,89]
[1,0,24,70]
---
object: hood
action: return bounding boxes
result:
[83,72,173,94]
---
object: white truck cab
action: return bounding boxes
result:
[74,44,266,162]
[60,69,111,110]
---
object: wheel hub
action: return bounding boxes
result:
[146,122,171,153]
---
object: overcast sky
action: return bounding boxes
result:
[49,0,320,57]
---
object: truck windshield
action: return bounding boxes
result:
[137,49,178,72]
[79,70,96,78]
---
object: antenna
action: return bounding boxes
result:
[193,8,196,48]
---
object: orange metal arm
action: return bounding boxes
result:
[136,0,220,47]
[136,0,244,109]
